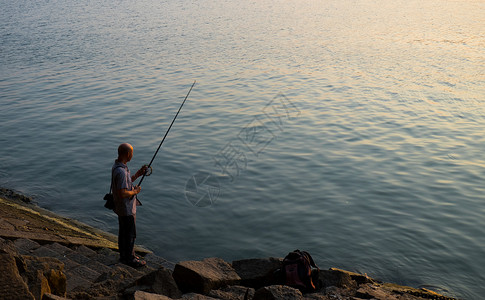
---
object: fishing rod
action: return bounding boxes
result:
[137,80,196,187]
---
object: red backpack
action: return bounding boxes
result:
[282,250,319,292]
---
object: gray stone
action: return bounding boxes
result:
[21,255,65,273]
[73,244,98,258]
[79,278,128,299]
[44,242,73,256]
[56,254,81,271]
[319,269,357,291]
[28,269,51,300]
[20,255,67,298]
[112,262,145,278]
[31,245,61,258]
[161,261,176,270]
[355,285,399,300]
[93,249,120,266]
[173,258,241,295]
[45,268,68,297]
[0,253,35,300]
[13,238,40,254]
[128,267,182,299]
[0,216,15,230]
[0,237,19,255]
[328,268,373,285]
[94,265,146,297]
[209,285,255,300]
[144,253,170,269]
[86,259,113,275]
[21,254,59,268]
[95,265,138,283]
[68,265,101,282]
[97,247,118,256]
[43,293,71,300]
[93,296,120,300]
[83,273,138,299]
[254,285,303,300]
[65,251,90,264]
[181,293,219,299]
[302,293,329,300]
[232,257,282,288]
[66,274,92,292]
[134,290,173,300]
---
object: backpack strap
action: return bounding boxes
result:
[302,250,319,269]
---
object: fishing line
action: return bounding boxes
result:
[137,80,196,187]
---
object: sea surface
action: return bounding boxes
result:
[1,0,484,298]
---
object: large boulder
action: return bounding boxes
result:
[0,253,35,300]
[20,255,67,298]
[82,265,144,298]
[173,258,241,294]
[46,268,67,296]
[232,257,282,288]
[29,269,51,300]
[318,269,357,291]
[253,285,303,300]
[126,267,182,299]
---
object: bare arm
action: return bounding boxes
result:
[131,166,148,182]
[118,186,141,199]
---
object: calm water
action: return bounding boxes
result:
[1,0,484,298]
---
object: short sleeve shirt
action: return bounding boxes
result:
[112,160,137,216]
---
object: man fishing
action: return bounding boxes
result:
[112,143,147,268]
[109,81,195,267]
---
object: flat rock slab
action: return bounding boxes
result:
[68,265,102,282]
[0,196,150,254]
[66,274,93,292]
[73,245,97,258]
[173,257,241,295]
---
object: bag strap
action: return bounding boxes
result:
[302,250,319,269]
[109,165,124,194]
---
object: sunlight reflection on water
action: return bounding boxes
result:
[1,0,484,298]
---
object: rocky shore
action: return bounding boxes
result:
[0,188,458,300]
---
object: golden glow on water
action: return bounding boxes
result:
[1,0,484,299]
